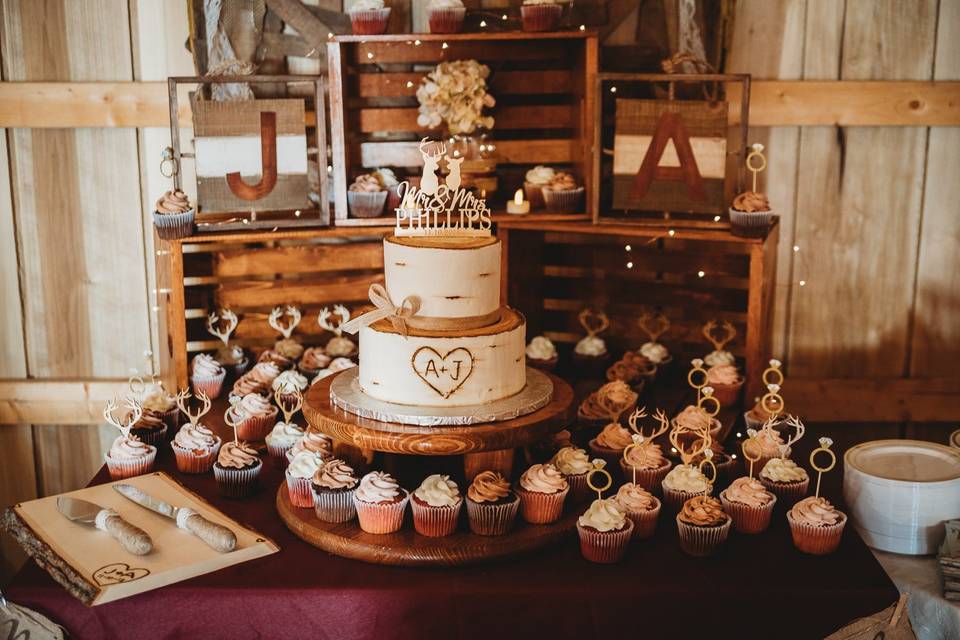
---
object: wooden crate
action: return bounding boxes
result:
[499,220,779,402]
[155,227,389,389]
[327,31,598,226]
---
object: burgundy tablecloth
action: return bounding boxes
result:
[5,442,899,640]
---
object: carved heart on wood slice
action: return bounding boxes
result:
[411,347,474,398]
[93,562,150,586]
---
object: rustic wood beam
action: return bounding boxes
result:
[0,80,956,128]
[0,379,131,425]
[786,377,960,423]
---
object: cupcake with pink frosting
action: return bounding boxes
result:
[577,498,634,563]
[542,171,583,212]
[787,496,846,554]
[190,353,226,399]
[153,189,194,239]
[706,364,744,407]
[265,420,304,463]
[672,404,722,446]
[231,361,281,400]
[613,483,661,540]
[620,437,672,493]
[516,463,569,524]
[105,434,157,480]
[230,393,279,442]
[354,471,410,534]
[311,458,359,523]
[348,173,388,218]
[286,430,334,464]
[743,425,787,474]
[720,476,776,534]
[349,0,390,35]
[589,421,634,467]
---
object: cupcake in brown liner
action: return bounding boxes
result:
[170,421,221,474]
[466,471,519,536]
[577,380,638,426]
[589,422,634,468]
[213,441,262,498]
[542,172,583,212]
[265,421,304,464]
[676,495,732,557]
[349,1,391,35]
[661,464,712,512]
[285,450,325,508]
[354,471,410,534]
[516,463,569,524]
[231,393,279,442]
[719,476,776,534]
[525,335,559,372]
[523,165,555,209]
[190,353,226,399]
[613,483,661,540]
[787,496,847,555]
[577,498,634,563]
[411,474,463,537]
[216,344,250,381]
[153,189,194,240]
[348,174,388,217]
[428,0,466,33]
[521,1,563,33]
[139,383,179,432]
[311,458,358,523]
[758,457,810,506]
[105,435,157,481]
[706,364,744,407]
[129,410,168,450]
[549,446,593,504]
[298,346,331,379]
[606,352,656,388]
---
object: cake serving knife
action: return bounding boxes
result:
[113,484,237,553]
[56,496,153,556]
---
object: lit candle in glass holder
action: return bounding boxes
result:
[505,188,530,215]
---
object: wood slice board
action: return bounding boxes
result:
[276,485,579,567]
[303,370,575,456]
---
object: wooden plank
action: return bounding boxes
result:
[0,128,26,378]
[788,0,937,378]
[357,70,574,97]
[0,425,36,583]
[217,272,384,308]
[213,241,384,278]
[787,377,960,422]
[31,424,113,496]
[0,379,130,425]
[909,0,960,378]
[352,39,574,64]
[359,138,576,168]
[358,104,574,133]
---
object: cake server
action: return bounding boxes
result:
[113,484,236,553]
[56,496,153,556]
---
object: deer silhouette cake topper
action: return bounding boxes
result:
[268,306,302,340]
[394,138,492,238]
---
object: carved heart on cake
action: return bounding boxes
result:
[411,347,474,398]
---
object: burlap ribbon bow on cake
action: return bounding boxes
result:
[339,284,421,338]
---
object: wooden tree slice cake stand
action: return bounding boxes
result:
[277,370,579,566]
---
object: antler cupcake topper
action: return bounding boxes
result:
[223,406,240,445]
[269,306,302,340]
[746,143,767,193]
[809,436,836,498]
[627,407,670,440]
[637,312,670,342]
[578,308,609,338]
[779,415,806,460]
[176,389,211,427]
[669,421,711,467]
[742,429,763,478]
[274,385,303,424]
[207,308,239,347]
[702,320,737,353]
[586,459,612,500]
[318,305,351,337]
[104,396,142,439]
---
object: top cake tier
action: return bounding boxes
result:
[383,235,501,330]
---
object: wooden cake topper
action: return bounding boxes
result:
[686,358,720,415]
[394,138,492,238]
[746,143,767,193]
[223,406,241,445]
[778,415,806,460]
[318,305,351,337]
[268,306,302,340]
[206,309,239,347]
[176,389,212,427]
[579,308,610,340]
[104,396,143,440]
[669,419,711,467]
[274,385,303,424]
[809,436,836,498]
[586,459,613,500]
[742,429,763,478]
[760,359,785,417]
[638,312,670,343]
[702,320,737,356]
[411,346,474,399]
[623,408,669,484]
[698,447,717,490]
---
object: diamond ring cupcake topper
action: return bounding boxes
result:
[745,142,767,193]
[698,386,721,417]
[761,358,786,416]
[741,431,763,478]
[687,359,710,406]
[127,375,146,397]
[698,447,717,490]
[586,459,612,500]
[809,435,836,498]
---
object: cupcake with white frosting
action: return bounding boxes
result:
[265,420,305,462]
[661,463,712,512]
[230,393,279,442]
[170,420,222,474]
[105,434,157,480]
[523,165,555,209]
[285,450,325,508]
[525,335,558,371]
[354,471,410,534]
[758,456,809,505]
[577,498,633,563]
[411,474,462,537]
[549,446,592,503]
[190,353,226,399]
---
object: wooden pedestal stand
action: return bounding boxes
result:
[276,370,578,566]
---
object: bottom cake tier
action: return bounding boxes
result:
[359,307,526,407]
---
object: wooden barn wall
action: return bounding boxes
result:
[0,0,957,584]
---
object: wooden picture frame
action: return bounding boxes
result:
[166,75,330,231]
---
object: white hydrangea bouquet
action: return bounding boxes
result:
[416,60,495,135]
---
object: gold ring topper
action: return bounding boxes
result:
[586,459,612,499]
[760,359,785,417]
[810,436,836,498]
[746,143,767,192]
[698,447,717,489]
[687,358,709,392]
[698,386,721,418]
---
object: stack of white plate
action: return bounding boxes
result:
[843,439,960,555]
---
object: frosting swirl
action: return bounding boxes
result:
[155,189,191,214]
[355,471,402,504]
[524,165,556,185]
[519,463,568,494]
[141,383,176,412]
[662,464,710,493]
[624,440,668,470]
[265,422,304,449]
[546,172,578,190]
[349,173,384,192]
[236,393,275,418]
[752,428,785,458]
[678,495,727,526]
[578,498,627,532]
[288,430,333,459]
[525,336,557,361]
[287,450,324,479]
[192,353,223,378]
[760,457,808,483]
[639,342,669,364]
[467,471,511,503]
[274,338,304,360]
[299,347,331,371]
[574,335,606,357]
[312,458,357,491]
[217,441,259,469]
[595,422,633,450]
[130,410,165,431]
[707,364,741,386]
[614,483,657,513]
[550,446,591,475]
[108,435,155,461]
[704,350,735,367]
[173,423,219,452]
[673,405,714,433]
[790,496,842,527]
[325,337,356,357]
[257,349,293,369]
[272,369,308,392]
[374,167,399,188]
[732,191,771,213]
[414,474,461,507]
[723,477,773,507]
